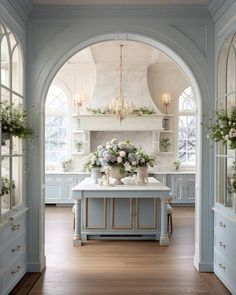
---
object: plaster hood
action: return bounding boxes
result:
[80,42,165,131]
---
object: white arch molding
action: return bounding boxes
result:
[32,32,211,273]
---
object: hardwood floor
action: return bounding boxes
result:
[11,206,231,295]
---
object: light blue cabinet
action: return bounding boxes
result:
[154,173,195,204]
[81,197,159,240]
[45,173,87,204]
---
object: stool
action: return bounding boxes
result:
[167,203,173,234]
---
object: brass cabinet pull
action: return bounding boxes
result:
[12,245,21,253]
[219,241,226,248]
[219,221,226,228]
[11,266,21,274]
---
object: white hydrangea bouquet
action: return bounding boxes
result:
[97,138,138,175]
[82,151,102,172]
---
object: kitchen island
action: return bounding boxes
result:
[72,177,170,246]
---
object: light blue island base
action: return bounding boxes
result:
[72,177,170,246]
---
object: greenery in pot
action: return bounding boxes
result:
[0,176,15,196]
[75,140,83,152]
[134,148,156,168]
[205,109,236,149]
[61,159,72,172]
[0,101,33,140]
[173,159,181,170]
[82,151,101,172]
[160,137,171,152]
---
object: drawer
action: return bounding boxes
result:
[2,254,26,293]
[2,235,26,269]
[215,213,236,244]
[214,250,236,294]
[214,231,236,264]
[2,215,25,246]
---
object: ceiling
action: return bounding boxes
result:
[32,0,208,5]
[66,40,173,65]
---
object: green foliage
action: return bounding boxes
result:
[173,159,181,170]
[0,101,33,139]
[160,137,170,152]
[206,109,236,149]
[61,159,72,170]
[87,106,156,116]
[1,176,15,196]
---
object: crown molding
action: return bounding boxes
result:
[31,4,211,19]
[208,0,235,23]
[3,0,33,23]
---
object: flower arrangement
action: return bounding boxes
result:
[87,106,156,116]
[61,159,72,172]
[82,151,101,172]
[97,139,138,175]
[135,148,155,168]
[0,176,15,196]
[0,101,33,139]
[160,137,171,152]
[206,109,236,149]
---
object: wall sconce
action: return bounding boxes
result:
[74,95,85,114]
[162,93,171,114]
[162,93,171,130]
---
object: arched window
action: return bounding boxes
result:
[0,22,24,213]
[178,87,196,165]
[45,84,69,171]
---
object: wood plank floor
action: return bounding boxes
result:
[11,206,231,295]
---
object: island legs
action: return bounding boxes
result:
[160,197,170,246]
[73,199,82,246]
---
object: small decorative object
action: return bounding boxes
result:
[135,148,156,184]
[110,166,125,185]
[1,176,15,210]
[82,151,102,183]
[61,159,72,172]
[0,101,33,145]
[160,137,171,152]
[99,166,113,186]
[205,109,236,149]
[75,141,83,152]
[173,159,181,170]
[162,93,171,130]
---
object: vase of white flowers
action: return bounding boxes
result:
[97,139,138,185]
[135,148,155,184]
[82,151,101,184]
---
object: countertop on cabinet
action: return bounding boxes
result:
[45,171,89,175]
[151,171,195,175]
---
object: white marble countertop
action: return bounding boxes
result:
[73,177,170,192]
[46,170,195,175]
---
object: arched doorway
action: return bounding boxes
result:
[27,31,212,273]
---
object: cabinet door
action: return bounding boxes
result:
[184,176,195,201]
[84,198,107,229]
[136,198,157,229]
[111,198,133,229]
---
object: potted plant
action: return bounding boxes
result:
[173,159,181,170]
[205,109,236,149]
[1,176,16,210]
[227,161,236,208]
[82,151,101,183]
[74,140,83,152]
[134,148,156,184]
[160,137,171,152]
[0,101,33,145]
[97,139,138,185]
[61,159,72,172]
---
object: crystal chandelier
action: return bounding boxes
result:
[109,44,134,121]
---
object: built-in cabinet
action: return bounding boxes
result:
[213,32,236,295]
[0,22,27,294]
[45,173,87,203]
[81,197,159,240]
[154,173,195,204]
